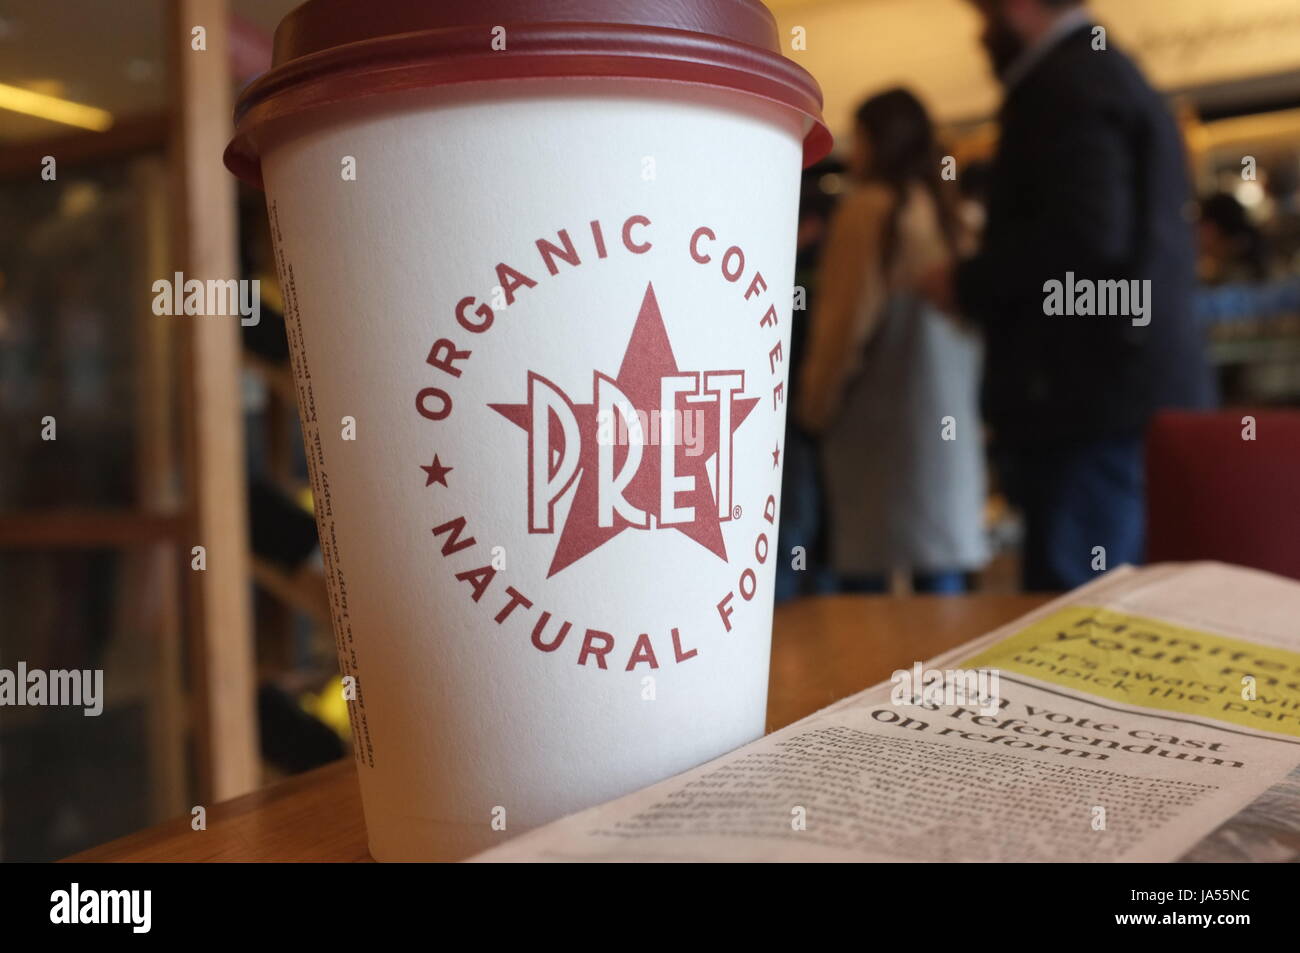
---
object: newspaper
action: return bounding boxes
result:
[471,563,1300,862]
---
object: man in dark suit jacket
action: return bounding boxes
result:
[936,0,1215,590]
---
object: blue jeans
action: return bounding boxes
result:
[998,437,1145,592]
[774,425,837,602]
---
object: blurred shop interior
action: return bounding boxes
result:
[2,0,1300,860]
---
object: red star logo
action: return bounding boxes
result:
[772,443,781,469]
[421,455,453,487]
[491,282,758,577]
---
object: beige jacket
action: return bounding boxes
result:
[797,182,960,433]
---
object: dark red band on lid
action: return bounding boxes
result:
[224,0,831,187]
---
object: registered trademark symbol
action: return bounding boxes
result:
[732,505,742,520]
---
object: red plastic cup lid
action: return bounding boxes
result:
[224,0,832,188]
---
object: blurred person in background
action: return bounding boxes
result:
[774,159,845,602]
[1193,191,1300,342]
[925,0,1216,591]
[797,88,988,595]
[1198,192,1269,285]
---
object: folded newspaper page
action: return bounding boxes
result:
[471,562,1300,862]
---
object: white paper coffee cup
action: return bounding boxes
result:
[227,0,829,861]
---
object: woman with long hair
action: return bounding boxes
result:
[796,88,987,593]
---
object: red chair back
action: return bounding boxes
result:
[1146,410,1300,580]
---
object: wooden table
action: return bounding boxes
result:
[68,593,1050,862]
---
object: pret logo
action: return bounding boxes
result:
[415,215,788,671]
[491,282,757,577]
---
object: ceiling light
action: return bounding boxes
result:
[0,81,113,132]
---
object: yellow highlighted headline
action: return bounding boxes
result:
[965,607,1300,738]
